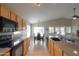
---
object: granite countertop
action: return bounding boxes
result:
[51,40,79,56]
[0,48,11,56]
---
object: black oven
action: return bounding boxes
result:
[0,31,23,56]
[0,16,18,33]
[0,34,13,48]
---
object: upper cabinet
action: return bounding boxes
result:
[16,16,23,31]
[0,4,10,19]
[0,4,27,31]
[10,11,17,22]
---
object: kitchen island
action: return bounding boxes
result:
[48,39,79,56]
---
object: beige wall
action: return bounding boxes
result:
[32,18,72,27]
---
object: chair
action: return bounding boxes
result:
[37,33,41,41]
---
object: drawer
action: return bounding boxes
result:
[4,52,10,56]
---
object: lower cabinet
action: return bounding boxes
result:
[48,40,54,56]
[54,44,63,56]
[23,38,30,56]
[4,52,10,56]
[50,41,54,56]
[48,40,63,56]
[63,53,68,56]
[3,51,10,56]
[48,40,51,55]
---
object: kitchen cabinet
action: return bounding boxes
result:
[23,39,27,56]
[50,41,54,56]
[0,4,10,19]
[23,38,30,56]
[4,52,10,56]
[48,40,63,56]
[16,16,23,30]
[48,40,54,56]
[0,4,27,31]
[63,53,68,56]
[0,48,11,56]
[22,19,26,30]
[54,44,63,56]
[0,52,10,56]
[48,40,51,55]
[10,11,17,22]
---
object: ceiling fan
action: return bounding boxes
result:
[73,8,79,20]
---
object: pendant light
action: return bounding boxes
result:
[73,8,79,20]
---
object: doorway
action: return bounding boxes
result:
[33,27,45,45]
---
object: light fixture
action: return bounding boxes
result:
[73,8,79,20]
[34,3,41,7]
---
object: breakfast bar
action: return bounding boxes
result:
[48,39,79,56]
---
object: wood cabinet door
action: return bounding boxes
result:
[10,11,17,22]
[26,39,30,55]
[0,4,10,19]
[3,52,10,56]
[22,20,26,30]
[17,16,23,30]
[63,53,67,56]
[50,41,54,56]
[23,40,27,55]
[23,39,30,56]
[48,40,51,55]
[54,44,63,56]
[27,39,30,50]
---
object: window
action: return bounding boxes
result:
[66,26,71,33]
[49,27,54,33]
[48,26,71,35]
[55,27,60,34]
[55,27,65,35]
[60,27,65,35]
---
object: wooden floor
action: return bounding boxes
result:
[26,40,49,56]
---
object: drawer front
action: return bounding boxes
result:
[2,52,10,56]
[0,5,10,19]
[54,44,63,56]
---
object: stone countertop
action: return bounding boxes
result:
[51,39,79,56]
[0,48,11,56]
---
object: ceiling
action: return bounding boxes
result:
[3,3,79,24]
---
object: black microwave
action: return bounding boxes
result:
[0,16,18,33]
